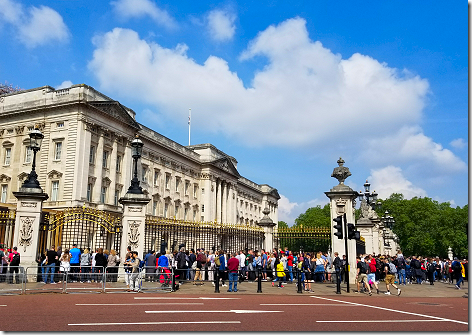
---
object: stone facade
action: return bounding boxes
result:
[0,84,279,227]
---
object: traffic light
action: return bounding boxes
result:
[333,215,343,239]
[347,223,360,240]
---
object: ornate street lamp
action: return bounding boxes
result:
[358,180,381,210]
[126,135,144,194]
[381,210,395,229]
[21,127,44,189]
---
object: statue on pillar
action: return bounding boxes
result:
[331,157,352,185]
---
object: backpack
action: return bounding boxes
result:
[427,263,436,273]
[358,261,368,274]
[452,261,461,272]
[215,255,221,267]
[11,252,20,266]
[389,262,397,274]
[138,258,145,269]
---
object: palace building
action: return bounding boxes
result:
[0,84,279,252]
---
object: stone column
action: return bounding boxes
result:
[119,193,150,262]
[92,131,104,202]
[216,179,222,223]
[222,182,227,223]
[109,136,118,205]
[257,208,276,252]
[13,187,48,277]
[325,157,358,289]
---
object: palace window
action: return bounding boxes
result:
[184,180,189,195]
[201,204,205,213]
[24,146,32,163]
[193,184,198,198]
[102,150,109,168]
[142,166,148,183]
[1,185,7,203]
[114,190,120,206]
[175,177,180,192]
[165,174,171,189]
[54,142,62,160]
[56,122,64,128]
[164,203,169,218]
[100,186,107,203]
[4,148,11,165]
[154,170,159,186]
[86,183,92,202]
[184,207,188,220]
[175,204,179,218]
[89,146,96,165]
[51,181,59,201]
[116,155,121,172]
[153,200,158,216]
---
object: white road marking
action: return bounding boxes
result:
[145,310,282,314]
[134,297,240,300]
[310,296,468,325]
[0,305,6,307]
[69,321,241,326]
[317,320,448,323]
[76,303,204,306]
[261,304,351,306]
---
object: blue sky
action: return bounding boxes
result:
[0,1,468,225]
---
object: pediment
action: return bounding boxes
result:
[88,101,140,129]
[102,177,112,186]
[47,170,63,179]
[211,157,240,178]
[0,174,11,183]
[17,172,28,182]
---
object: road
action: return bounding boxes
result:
[0,292,467,332]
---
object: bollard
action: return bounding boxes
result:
[214,269,220,293]
[257,270,262,293]
[336,270,341,294]
[297,268,303,293]
[171,268,176,292]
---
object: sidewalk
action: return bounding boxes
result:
[170,279,468,298]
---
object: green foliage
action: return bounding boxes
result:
[294,204,331,227]
[377,193,468,258]
[278,221,289,228]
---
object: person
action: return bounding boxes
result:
[188,249,196,281]
[366,255,379,294]
[274,257,285,288]
[207,250,216,285]
[44,245,58,284]
[126,251,141,292]
[94,248,107,283]
[287,251,294,284]
[194,249,205,285]
[238,250,246,282]
[452,257,464,289]
[303,253,312,292]
[59,249,72,283]
[261,249,268,281]
[157,251,170,286]
[384,258,401,296]
[356,256,372,296]
[175,247,187,285]
[333,252,342,285]
[427,258,436,285]
[396,252,406,285]
[80,248,92,283]
[227,252,239,292]
[106,249,120,282]
[314,252,325,283]
[69,243,81,282]
[55,246,62,281]
[0,247,8,282]
[145,250,157,282]
[8,246,21,284]
[218,250,227,287]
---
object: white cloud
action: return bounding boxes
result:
[362,126,467,174]
[450,138,466,150]
[368,166,427,200]
[56,80,73,89]
[0,0,69,48]
[111,0,177,29]
[88,18,429,149]
[206,9,236,42]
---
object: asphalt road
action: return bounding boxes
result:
[0,292,468,332]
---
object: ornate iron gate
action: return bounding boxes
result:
[37,207,122,255]
[275,226,331,253]
[0,208,15,249]
[145,217,265,254]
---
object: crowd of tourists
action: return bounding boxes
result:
[0,245,468,295]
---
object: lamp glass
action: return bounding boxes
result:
[29,128,44,150]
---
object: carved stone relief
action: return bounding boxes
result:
[18,216,35,252]
[128,206,142,212]
[127,220,140,250]
[21,202,37,208]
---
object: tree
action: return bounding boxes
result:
[278,221,289,228]
[377,194,468,258]
[0,82,23,95]
[294,204,331,227]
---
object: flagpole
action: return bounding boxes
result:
[188,108,191,146]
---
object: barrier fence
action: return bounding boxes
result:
[0,265,340,295]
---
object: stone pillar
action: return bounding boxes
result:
[13,187,48,276]
[216,179,222,223]
[325,157,358,288]
[257,208,275,252]
[109,136,118,205]
[222,182,227,223]
[92,132,104,202]
[119,193,150,262]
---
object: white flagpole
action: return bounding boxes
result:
[188,108,191,146]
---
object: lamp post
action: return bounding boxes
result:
[382,210,395,229]
[358,180,382,210]
[126,135,144,195]
[21,127,44,189]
